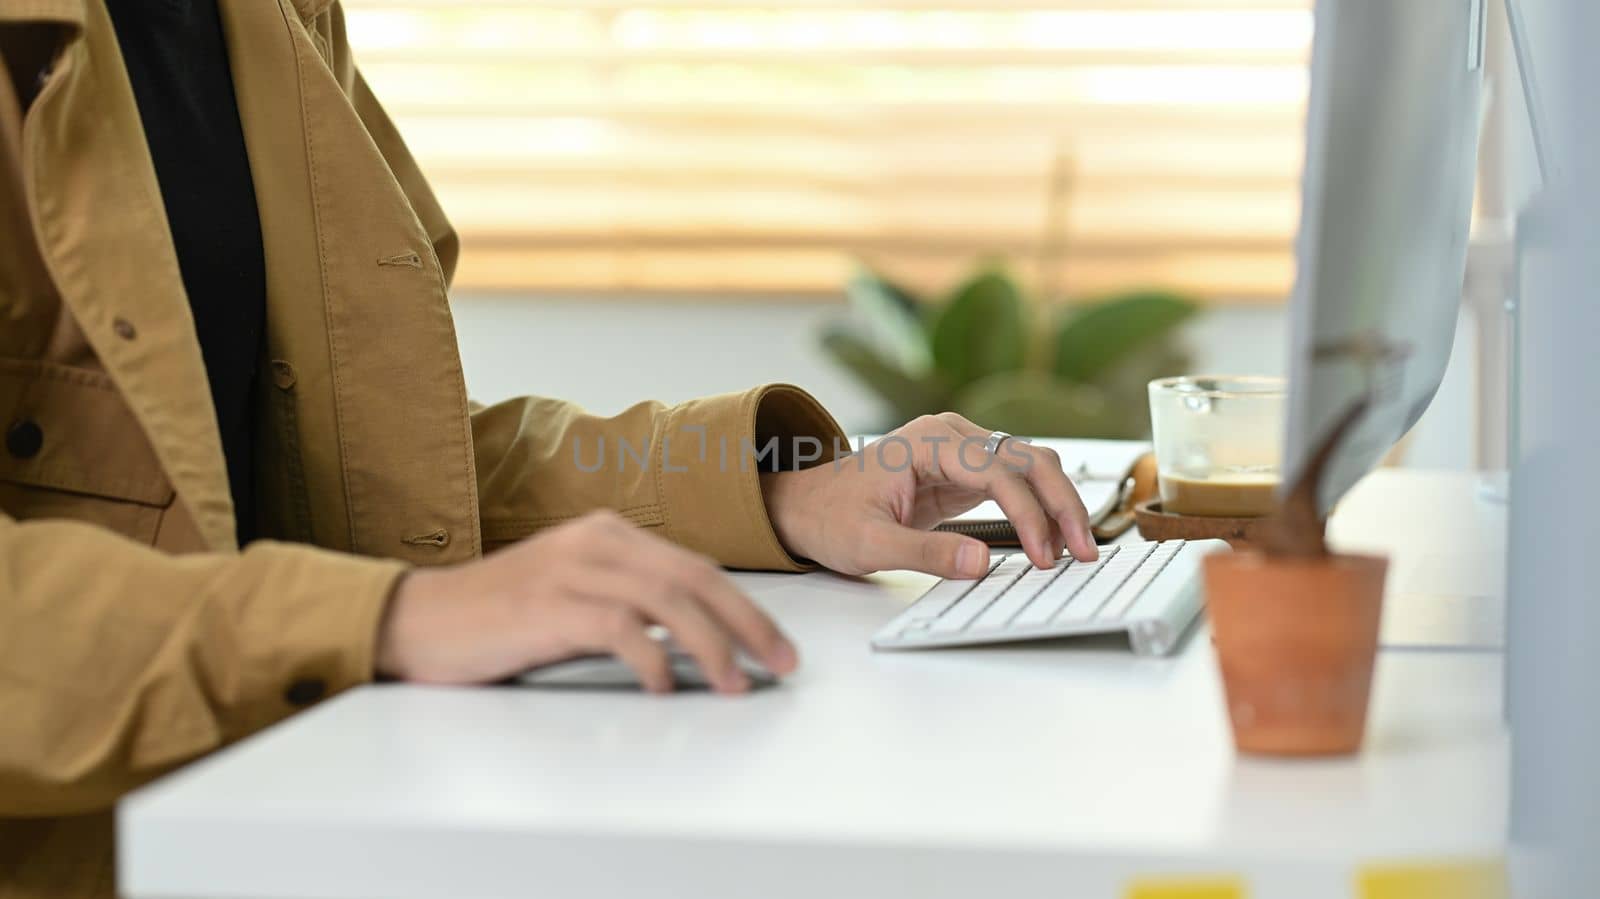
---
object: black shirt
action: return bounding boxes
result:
[107,0,266,545]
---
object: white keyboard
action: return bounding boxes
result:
[870,539,1229,657]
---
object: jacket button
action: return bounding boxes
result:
[5,420,43,459]
[284,678,327,707]
[113,317,137,340]
[270,360,297,390]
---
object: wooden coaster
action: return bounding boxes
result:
[1134,499,1270,548]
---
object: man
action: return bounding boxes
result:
[0,0,1096,895]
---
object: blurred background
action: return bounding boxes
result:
[347,0,1524,468]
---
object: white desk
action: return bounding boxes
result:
[120,469,1508,899]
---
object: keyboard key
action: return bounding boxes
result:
[970,557,1072,630]
[892,555,1003,632]
[1010,546,1120,627]
[1094,541,1183,621]
[1053,543,1155,623]
[929,555,1032,633]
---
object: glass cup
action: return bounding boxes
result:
[1147,375,1286,518]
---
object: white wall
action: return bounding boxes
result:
[451,295,886,430]
[449,295,1475,470]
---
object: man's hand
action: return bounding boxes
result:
[376,510,797,694]
[762,413,1099,578]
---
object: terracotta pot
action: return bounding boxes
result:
[1203,551,1388,756]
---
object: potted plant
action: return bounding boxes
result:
[1204,400,1388,756]
[821,265,1198,439]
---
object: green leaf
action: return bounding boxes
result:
[846,266,932,373]
[952,371,1120,439]
[929,268,1028,390]
[1052,290,1198,383]
[820,326,948,423]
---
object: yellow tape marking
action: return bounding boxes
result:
[1359,861,1508,899]
[1126,875,1246,899]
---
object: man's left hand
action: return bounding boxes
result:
[761,413,1099,579]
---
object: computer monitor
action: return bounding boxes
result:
[1282,0,1487,514]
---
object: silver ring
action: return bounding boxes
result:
[983,430,1012,455]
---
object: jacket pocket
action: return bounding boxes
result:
[0,359,175,544]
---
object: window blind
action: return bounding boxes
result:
[347,0,1312,301]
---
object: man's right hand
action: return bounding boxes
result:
[375,510,798,693]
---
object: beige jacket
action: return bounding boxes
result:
[0,0,844,894]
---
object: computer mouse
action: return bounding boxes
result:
[515,649,779,692]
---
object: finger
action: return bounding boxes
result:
[572,514,795,670]
[924,437,1060,569]
[917,419,1061,568]
[643,587,747,694]
[628,539,799,676]
[862,521,993,579]
[574,568,747,693]
[1045,516,1069,559]
[1004,442,1098,562]
[568,524,753,688]
[932,419,1089,562]
[584,605,675,693]
[984,473,1061,569]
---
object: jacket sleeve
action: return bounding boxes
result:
[320,9,852,570]
[0,518,403,816]
[469,385,848,570]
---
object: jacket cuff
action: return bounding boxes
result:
[222,543,406,735]
[657,384,845,571]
